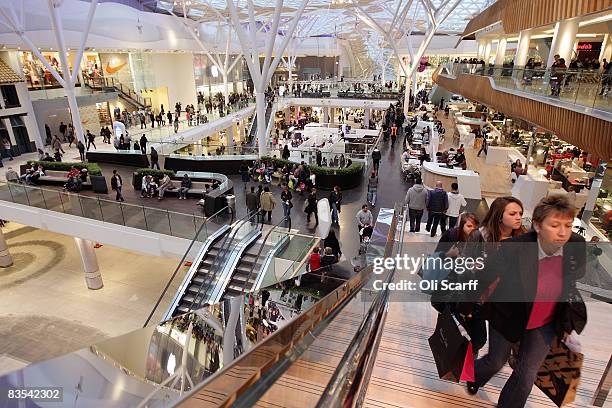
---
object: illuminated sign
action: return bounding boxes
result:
[577,42,602,51]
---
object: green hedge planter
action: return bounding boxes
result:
[26,160,102,176]
[261,156,364,190]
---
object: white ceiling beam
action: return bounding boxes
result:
[70,0,99,85]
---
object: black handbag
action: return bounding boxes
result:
[557,287,587,336]
[428,307,468,382]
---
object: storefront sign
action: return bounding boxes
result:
[577,42,602,51]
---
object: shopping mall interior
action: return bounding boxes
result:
[0,0,610,406]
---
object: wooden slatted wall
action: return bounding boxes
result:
[432,68,612,159]
[462,0,612,37]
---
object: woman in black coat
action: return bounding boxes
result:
[323,230,342,259]
[467,195,586,408]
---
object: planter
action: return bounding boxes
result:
[315,169,364,190]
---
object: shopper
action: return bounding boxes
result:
[110,170,124,202]
[324,230,342,259]
[445,182,467,229]
[280,183,292,218]
[356,204,373,242]
[305,187,319,226]
[246,186,259,216]
[476,134,488,157]
[468,195,586,408]
[308,247,321,272]
[51,135,63,154]
[150,147,160,170]
[430,213,486,353]
[329,186,342,224]
[259,186,276,223]
[282,145,290,160]
[425,181,448,238]
[175,174,191,200]
[405,177,428,232]
[371,147,381,171]
[367,171,378,206]
[140,134,148,154]
[86,130,97,150]
[77,140,86,161]
[156,174,173,200]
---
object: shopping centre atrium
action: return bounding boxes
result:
[0,0,610,406]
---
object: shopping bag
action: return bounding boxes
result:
[534,336,584,407]
[428,307,469,382]
[460,341,475,382]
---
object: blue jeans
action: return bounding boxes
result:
[475,323,556,408]
[282,202,291,218]
[331,203,339,223]
[367,188,377,205]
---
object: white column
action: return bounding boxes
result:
[329,107,335,124]
[477,40,485,59]
[2,118,16,145]
[227,123,235,146]
[65,86,86,144]
[255,91,267,156]
[547,19,579,68]
[323,107,330,123]
[74,237,103,290]
[284,107,291,125]
[494,37,508,66]
[364,108,370,126]
[514,29,532,67]
[0,228,13,268]
[483,41,492,65]
[599,32,611,62]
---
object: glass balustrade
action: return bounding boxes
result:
[0,181,212,240]
[442,63,612,113]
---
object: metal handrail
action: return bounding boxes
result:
[143,205,231,327]
[185,209,262,314]
[239,215,291,294]
[316,204,407,407]
[207,204,402,407]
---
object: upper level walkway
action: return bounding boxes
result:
[433,64,612,159]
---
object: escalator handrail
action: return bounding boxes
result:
[143,205,232,327]
[176,205,402,407]
[316,205,408,407]
[239,216,291,295]
[185,209,263,313]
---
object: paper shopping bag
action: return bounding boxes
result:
[535,337,584,407]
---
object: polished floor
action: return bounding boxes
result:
[0,222,182,369]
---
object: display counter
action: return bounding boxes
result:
[456,124,474,147]
[485,146,526,166]
[421,162,481,199]
[164,154,258,174]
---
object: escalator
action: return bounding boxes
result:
[246,100,274,145]
[223,238,274,297]
[165,211,263,320]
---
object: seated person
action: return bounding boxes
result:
[80,168,89,182]
[28,165,45,185]
[65,175,82,192]
[141,175,155,198]
[66,167,80,180]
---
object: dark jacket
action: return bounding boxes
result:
[180,177,192,189]
[479,231,586,342]
[426,188,448,213]
[329,191,342,211]
[111,174,122,190]
[280,190,292,203]
[324,236,342,257]
[151,149,158,162]
[306,193,318,212]
[371,149,381,161]
[246,192,259,212]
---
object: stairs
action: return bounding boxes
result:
[224,240,274,297]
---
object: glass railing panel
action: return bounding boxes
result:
[59,191,81,216]
[98,199,125,225]
[41,188,65,212]
[143,207,172,235]
[7,182,29,206]
[0,182,13,201]
[167,211,199,239]
[79,196,103,221]
[121,202,148,230]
